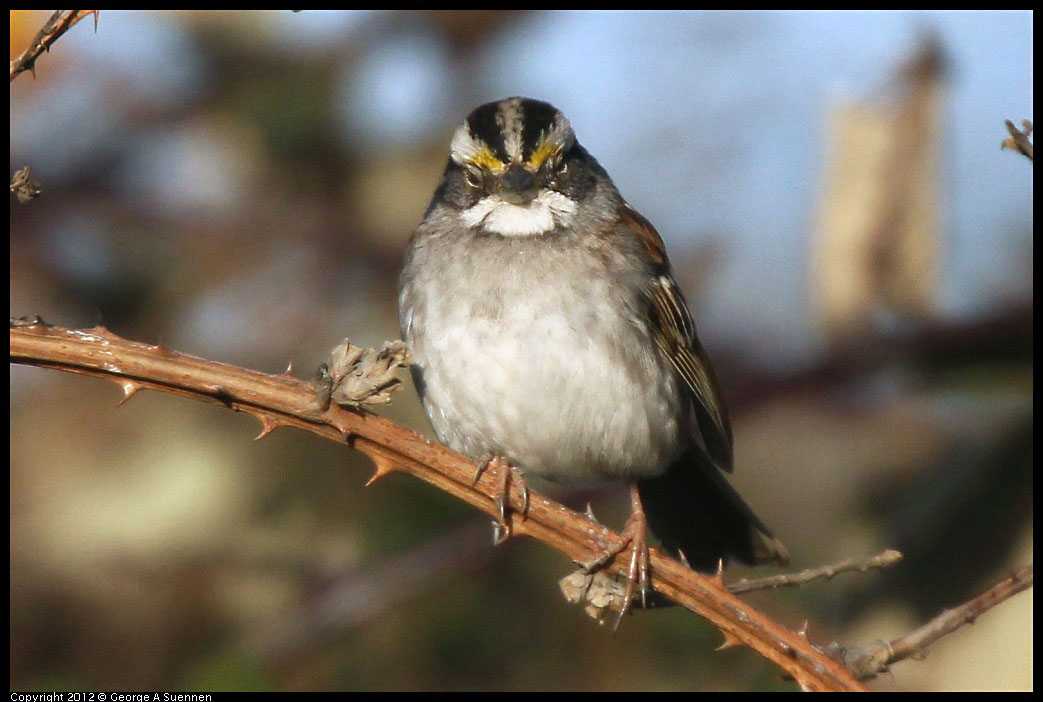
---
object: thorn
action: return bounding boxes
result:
[253,414,281,441]
[118,380,144,405]
[278,361,295,378]
[18,315,47,327]
[90,10,100,32]
[796,620,810,640]
[710,558,727,588]
[677,548,691,568]
[364,454,397,486]
[716,631,743,651]
[585,502,597,520]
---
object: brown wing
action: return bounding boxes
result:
[620,204,734,472]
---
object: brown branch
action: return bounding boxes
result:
[729,549,904,594]
[1002,119,1033,162]
[8,319,867,692]
[560,549,903,616]
[829,564,1033,680]
[10,10,99,83]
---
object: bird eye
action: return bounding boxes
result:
[464,169,481,189]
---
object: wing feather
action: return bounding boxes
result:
[620,204,734,471]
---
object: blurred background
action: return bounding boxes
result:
[10,10,1032,692]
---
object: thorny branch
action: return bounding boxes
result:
[8,319,867,692]
[829,564,1033,680]
[10,10,99,83]
[10,11,100,198]
[729,549,904,594]
[1002,119,1033,162]
[560,549,904,616]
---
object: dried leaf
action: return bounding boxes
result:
[322,339,411,408]
[10,166,42,204]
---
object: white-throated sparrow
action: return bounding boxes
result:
[398,97,788,611]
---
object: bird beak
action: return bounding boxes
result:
[499,163,538,204]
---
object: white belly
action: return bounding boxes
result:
[402,238,685,484]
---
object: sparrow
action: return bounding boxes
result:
[398,97,788,612]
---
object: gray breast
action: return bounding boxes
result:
[399,227,685,485]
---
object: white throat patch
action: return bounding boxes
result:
[462,191,577,237]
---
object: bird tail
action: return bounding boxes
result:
[637,454,789,573]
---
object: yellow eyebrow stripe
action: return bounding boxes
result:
[470,148,505,171]
[528,139,560,169]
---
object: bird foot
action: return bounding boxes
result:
[472,455,529,545]
[582,494,650,627]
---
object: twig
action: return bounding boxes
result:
[828,564,1033,680]
[560,549,903,616]
[9,320,866,692]
[10,10,99,83]
[1002,119,1033,162]
[728,549,903,594]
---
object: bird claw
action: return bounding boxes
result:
[472,455,528,544]
[582,505,651,627]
